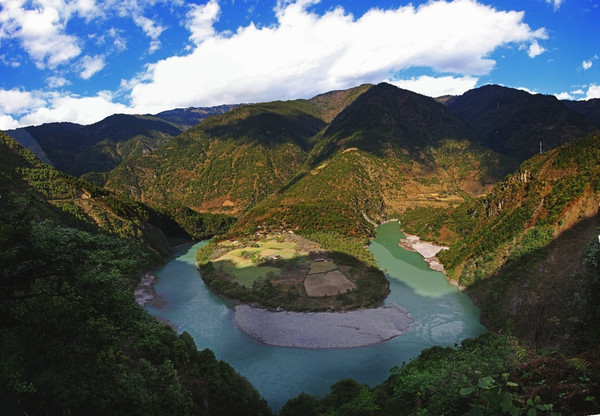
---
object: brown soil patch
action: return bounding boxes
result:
[304,270,356,297]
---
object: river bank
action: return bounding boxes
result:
[398,232,448,273]
[134,272,167,308]
[234,304,414,348]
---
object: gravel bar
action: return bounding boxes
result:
[234,305,414,348]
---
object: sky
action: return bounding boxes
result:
[0,0,599,129]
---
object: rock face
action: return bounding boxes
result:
[233,304,414,348]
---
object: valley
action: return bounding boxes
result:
[2,82,600,415]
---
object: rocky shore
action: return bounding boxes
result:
[398,232,448,272]
[134,272,166,308]
[234,304,414,348]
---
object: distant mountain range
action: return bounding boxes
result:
[5,105,237,179]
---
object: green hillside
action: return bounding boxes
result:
[0,131,271,415]
[104,100,326,213]
[402,134,600,349]
[0,131,194,258]
[446,85,598,161]
[231,84,513,245]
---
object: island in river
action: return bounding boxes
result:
[195,232,390,312]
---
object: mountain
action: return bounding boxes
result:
[564,97,600,127]
[0,130,190,258]
[401,133,600,349]
[445,84,598,161]
[5,105,239,181]
[230,83,513,244]
[103,86,376,215]
[154,104,239,130]
[0,130,271,415]
[6,115,180,178]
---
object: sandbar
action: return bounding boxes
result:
[234,304,414,348]
[399,232,448,272]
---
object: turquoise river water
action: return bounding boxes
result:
[145,221,485,411]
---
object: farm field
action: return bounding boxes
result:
[198,233,389,311]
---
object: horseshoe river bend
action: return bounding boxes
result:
[140,221,485,411]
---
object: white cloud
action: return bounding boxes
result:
[527,40,545,58]
[0,88,45,114]
[0,87,134,129]
[554,92,573,100]
[46,76,71,88]
[545,0,564,12]
[187,0,220,44]
[571,89,585,95]
[79,54,105,79]
[585,84,600,100]
[18,91,133,127]
[388,75,479,98]
[112,0,166,52]
[129,0,547,113]
[0,0,85,68]
[582,60,593,70]
[517,86,537,95]
[0,114,19,130]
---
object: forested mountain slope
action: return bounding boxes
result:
[402,134,600,349]
[445,85,598,161]
[7,115,181,178]
[0,131,189,258]
[0,130,271,415]
[564,97,600,127]
[104,85,374,214]
[231,83,513,244]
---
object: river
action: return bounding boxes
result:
[144,221,485,411]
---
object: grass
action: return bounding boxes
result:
[212,239,302,287]
[308,260,338,274]
[215,262,280,288]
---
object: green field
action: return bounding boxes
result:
[212,240,302,287]
[308,260,338,274]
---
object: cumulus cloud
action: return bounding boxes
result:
[527,40,546,58]
[554,91,573,100]
[0,0,102,69]
[46,76,71,88]
[0,88,45,114]
[0,87,134,129]
[18,91,133,127]
[129,0,547,113]
[0,114,19,130]
[0,1,81,68]
[389,75,479,98]
[585,84,600,100]
[79,55,106,79]
[582,55,597,70]
[187,0,220,44]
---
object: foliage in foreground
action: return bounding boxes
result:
[0,198,271,416]
[281,332,600,416]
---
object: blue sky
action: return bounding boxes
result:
[0,0,598,129]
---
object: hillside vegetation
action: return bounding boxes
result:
[402,134,600,350]
[445,85,598,161]
[5,81,600,415]
[231,84,514,244]
[0,131,271,414]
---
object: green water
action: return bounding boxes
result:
[145,221,485,411]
